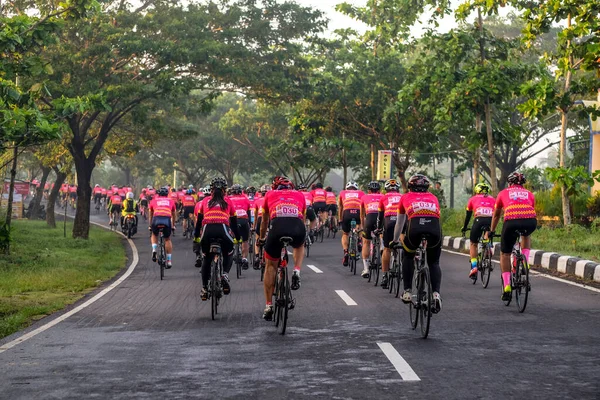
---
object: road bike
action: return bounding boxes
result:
[110,209,120,231]
[367,230,382,286]
[325,211,337,239]
[206,239,224,320]
[304,223,312,258]
[388,245,402,297]
[273,236,296,335]
[496,231,530,313]
[156,225,167,281]
[233,239,242,279]
[464,227,494,288]
[348,219,359,275]
[258,242,266,282]
[183,216,195,239]
[315,221,324,243]
[408,235,433,339]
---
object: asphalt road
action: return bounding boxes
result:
[0,211,599,399]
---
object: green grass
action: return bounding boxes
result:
[0,220,126,339]
[441,209,600,262]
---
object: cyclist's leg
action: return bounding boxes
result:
[424,220,442,293]
[519,218,537,264]
[239,219,250,261]
[500,220,520,290]
[401,220,419,292]
[381,218,396,273]
[263,231,282,308]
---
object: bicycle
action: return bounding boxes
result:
[183,216,195,239]
[388,245,402,297]
[273,236,296,335]
[315,221,324,243]
[206,239,224,320]
[495,231,530,313]
[463,227,494,288]
[233,239,242,279]
[304,222,312,258]
[325,212,337,239]
[348,220,359,275]
[123,214,136,238]
[258,242,266,282]
[110,210,120,231]
[408,235,433,339]
[367,230,382,286]
[156,226,167,281]
[94,199,101,214]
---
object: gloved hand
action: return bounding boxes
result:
[461,227,468,234]
[257,238,266,246]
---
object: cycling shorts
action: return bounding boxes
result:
[69,192,77,199]
[383,216,397,248]
[183,206,195,219]
[109,205,122,214]
[140,199,148,207]
[238,218,250,242]
[306,207,316,222]
[402,217,441,252]
[93,193,102,200]
[327,204,338,215]
[362,214,378,240]
[199,224,234,256]
[264,218,306,261]
[151,216,172,238]
[313,202,327,214]
[341,209,360,233]
[470,217,492,244]
[500,218,537,254]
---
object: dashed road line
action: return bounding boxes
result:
[306,264,323,273]
[377,342,420,381]
[335,290,357,306]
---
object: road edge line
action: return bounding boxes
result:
[377,342,420,381]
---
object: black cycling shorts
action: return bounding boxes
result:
[238,218,250,242]
[402,217,442,252]
[151,216,172,238]
[94,194,102,200]
[109,205,122,214]
[140,199,148,207]
[500,218,537,254]
[383,216,397,248]
[199,223,234,255]
[341,209,360,233]
[255,216,262,235]
[264,218,306,261]
[306,207,316,222]
[327,204,338,215]
[313,202,327,214]
[470,217,492,244]
[69,192,77,199]
[183,206,195,219]
[362,213,378,239]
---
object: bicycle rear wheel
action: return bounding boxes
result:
[515,258,529,313]
[409,270,419,330]
[480,248,492,289]
[319,228,324,243]
[211,262,218,320]
[276,268,289,335]
[419,266,432,338]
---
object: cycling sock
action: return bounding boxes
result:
[266,301,272,306]
[470,258,477,269]
[362,259,368,270]
[152,244,157,252]
[293,268,300,274]
[167,254,172,261]
[522,248,530,263]
[502,272,511,287]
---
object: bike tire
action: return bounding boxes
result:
[480,249,492,289]
[277,268,289,335]
[395,252,402,298]
[211,261,217,320]
[419,266,432,339]
[319,228,324,243]
[515,258,529,313]
[237,258,241,279]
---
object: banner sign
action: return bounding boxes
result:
[3,182,30,196]
[377,150,393,181]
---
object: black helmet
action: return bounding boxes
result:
[407,174,430,192]
[507,172,526,186]
[246,186,256,195]
[315,182,323,189]
[367,180,381,192]
[297,183,307,190]
[210,177,227,191]
[231,184,243,195]
[325,186,332,192]
[157,187,169,197]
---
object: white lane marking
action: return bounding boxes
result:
[0,220,139,354]
[335,290,357,306]
[306,264,323,273]
[377,342,420,381]
[442,249,600,294]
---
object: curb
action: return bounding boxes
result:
[442,236,600,283]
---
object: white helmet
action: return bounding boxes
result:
[202,186,211,195]
[346,180,358,190]
[126,192,134,199]
[95,184,99,187]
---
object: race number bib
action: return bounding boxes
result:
[236,209,248,218]
[276,204,299,218]
[509,191,529,201]
[367,203,379,212]
[476,207,493,217]
[412,201,437,213]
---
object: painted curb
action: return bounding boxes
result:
[442,235,600,283]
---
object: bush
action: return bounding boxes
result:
[534,188,589,219]
[587,193,600,217]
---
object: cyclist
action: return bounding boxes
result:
[107,190,123,226]
[360,181,384,278]
[192,178,240,300]
[117,186,126,201]
[181,189,197,235]
[252,184,269,266]
[149,187,177,269]
[378,179,402,289]
[101,186,107,205]
[258,176,306,320]
[461,182,495,278]
[139,189,149,218]
[392,174,442,313]
[68,184,77,207]
[246,186,257,228]
[310,183,328,227]
[338,180,365,266]
[325,186,338,232]
[229,184,251,270]
[489,172,536,301]
[147,185,156,199]
[299,184,316,243]
[121,192,139,233]
[93,184,103,205]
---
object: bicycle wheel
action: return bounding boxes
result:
[319,228,324,243]
[274,269,282,327]
[515,257,529,313]
[236,246,242,279]
[388,266,395,294]
[277,268,290,335]
[419,266,432,339]
[211,261,218,320]
[480,248,492,289]
[409,269,419,330]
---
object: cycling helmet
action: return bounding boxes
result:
[272,176,294,190]
[210,177,227,191]
[171,187,176,192]
[95,184,99,187]
[231,184,243,195]
[345,180,358,190]
[202,186,211,195]
[407,175,430,192]
[157,187,169,197]
[260,184,270,193]
[474,182,491,194]
[188,184,194,190]
[246,186,256,195]
[507,171,526,186]
[384,179,400,192]
[315,182,323,189]
[311,183,317,190]
[297,183,307,190]
[126,192,134,200]
[142,188,147,193]
[367,180,381,192]
[325,186,332,192]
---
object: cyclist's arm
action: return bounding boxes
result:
[377,210,384,230]
[260,204,270,239]
[194,213,203,239]
[337,198,343,220]
[230,216,241,241]
[360,204,365,227]
[392,211,407,243]
[462,210,473,232]
[490,207,502,233]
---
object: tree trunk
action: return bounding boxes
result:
[484,101,498,193]
[559,14,573,226]
[47,169,66,228]
[28,166,50,220]
[3,146,19,255]
[72,154,94,239]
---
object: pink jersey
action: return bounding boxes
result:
[361,193,384,214]
[117,188,126,197]
[302,192,313,207]
[326,191,337,205]
[109,194,122,206]
[169,191,178,201]
[398,192,440,220]
[467,194,496,218]
[264,190,306,220]
[229,195,251,219]
[182,195,196,207]
[149,197,176,218]
[197,196,236,225]
[93,186,103,195]
[310,189,327,203]
[495,185,536,221]
[378,192,402,218]
[60,184,69,193]
[69,185,77,193]
[101,188,107,195]
[254,197,266,217]
[340,190,365,211]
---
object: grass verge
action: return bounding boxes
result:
[441,209,600,262]
[0,220,126,339]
